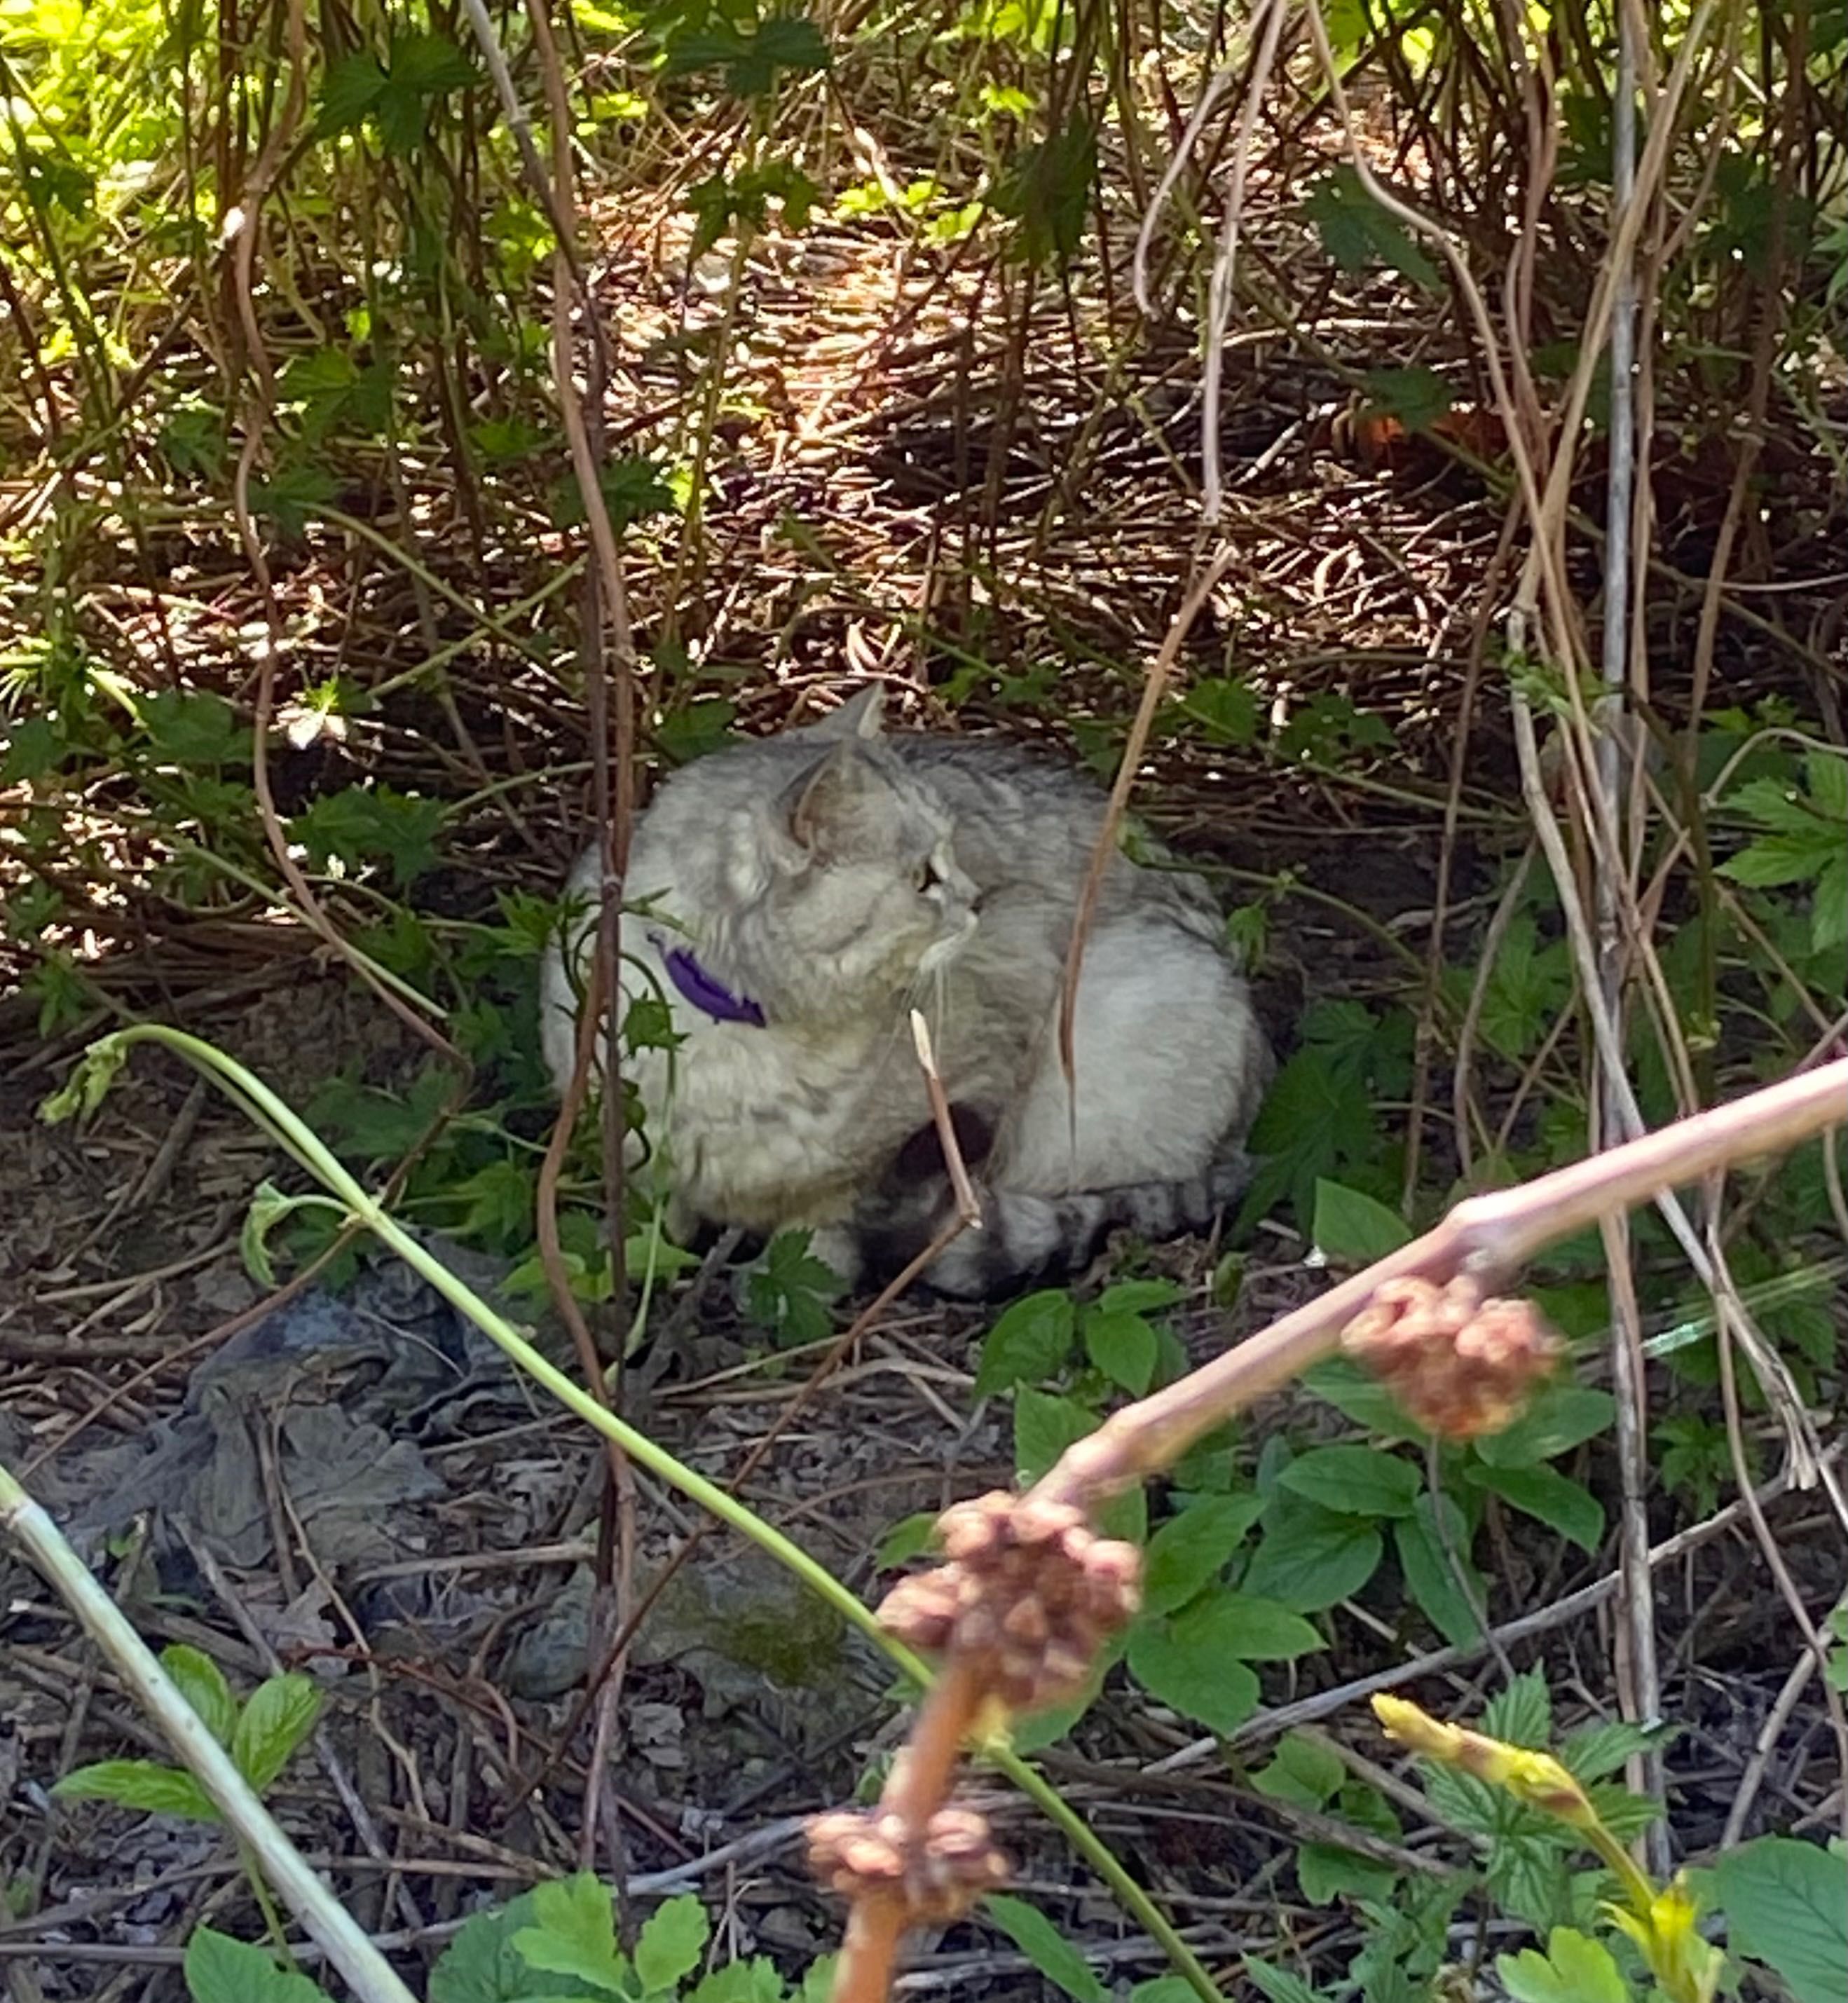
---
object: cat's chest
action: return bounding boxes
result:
[633,1013,891,1224]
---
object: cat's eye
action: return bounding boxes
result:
[916,858,942,894]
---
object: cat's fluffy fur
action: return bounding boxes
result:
[539,687,1272,1299]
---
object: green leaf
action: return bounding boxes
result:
[514,1873,628,1992]
[1242,1500,1383,1611]
[874,1512,938,1570]
[634,1894,710,1993]
[974,1290,1076,1397]
[1127,1599,1275,1735]
[1558,1718,1670,1783]
[1178,678,1259,747]
[160,1644,237,1747]
[1252,1731,1346,1810]
[184,1927,335,2003]
[552,454,676,531]
[1241,1956,1333,2003]
[1484,1667,1553,1747]
[1095,1278,1182,1317]
[1362,365,1453,432]
[250,463,336,538]
[428,1888,554,2003]
[1310,1178,1412,1263]
[1393,1493,1484,1649]
[990,119,1097,268]
[316,50,388,137]
[1140,1492,1264,1616]
[1083,1308,1158,1395]
[1277,1444,1421,1519]
[140,690,249,767]
[290,784,449,888]
[1300,1358,1429,1443]
[1,715,64,783]
[664,15,831,97]
[1715,1837,1848,2003]
[1465,1461,1603,1553]
[686,1960,788,2003]
[983,1894,1107,2003]
[53,1759,219,1822]
[231,1674,322,1794]
[1487,1840,1575,1934]
[1296,1838,1399,1906]
[1472,1383,1615,1468]
[1495,1926,1629,2003]
[1302,165,1440,289]
[743,1229,843,1346]
[1014,1387,1097,1486]
[1811,852,1848,955]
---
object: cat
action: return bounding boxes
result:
[538,685,1273,1300]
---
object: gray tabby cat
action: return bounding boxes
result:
[539,687,1272,1299]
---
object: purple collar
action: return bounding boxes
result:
[655,936,765,1028]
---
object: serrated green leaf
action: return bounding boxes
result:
[1483,1666,1553,1746]
[1557,1717,1670,1782]
[983,1894,1107,2003]
[290,783,448,888]
[160,1644,237,1747]
[428,1887,554,2003]
[686,1960,788,2003]
[1303,165,1440,289]
[991,119,1097,268]
[1465,1461,1603,1553]
[1310,1178,1412,1263]
[1488,1838,1575,1933]
[231,1673,321,1794]
[1278,1444,1421,1519]
[514,1873,627,1992]
[1811,853,1848,955]
[1495,1926,1629,2003]
[975,1290,1076,1397]
[316,50,388,137]
[1715,1836,1848,2003]
[1140,1492,1264,1615]
[53,1758,219,1822]
[183,1927,335,2003]
[634,1894,709,1993]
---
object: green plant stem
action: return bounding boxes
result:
[60,1025,905,1664]
[0,1459,417,2003]
[988,1746,1224,2003]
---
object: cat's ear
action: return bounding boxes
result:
[800,684,886,742]
[782,741,872,857]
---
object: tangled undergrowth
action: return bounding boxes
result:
[1,1,1846,1999]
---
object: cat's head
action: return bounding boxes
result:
[718,687,979,1023]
